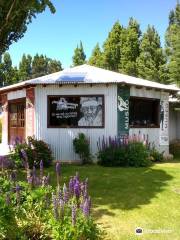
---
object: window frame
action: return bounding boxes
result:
[47,95,105,128]
[129,96,160,128]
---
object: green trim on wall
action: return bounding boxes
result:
[117,86,130,136]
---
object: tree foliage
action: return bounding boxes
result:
[0,0,56,55]
[102,21,122,72]
[119,18,141,76]
[136,25,166,82]
[18,53,63,80]
[0,52,62,85]
[165,3,180,86]
[72,41,86,66]
[19,54,32,81]
[88,43,103,68]
[0,52,19,86]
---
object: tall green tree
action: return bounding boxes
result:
[120,18,141,76]
[31,54,48,78]
[88,43,103,67]
[48,59,63,73]
[165,2,180,86]
[0,0,55,56]
[102,21,122,72]
[72,41,86,66]
[19,54,32,80]
[136,25,166,82]
[0,52,19,86]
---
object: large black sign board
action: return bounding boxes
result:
[48,95,104,128]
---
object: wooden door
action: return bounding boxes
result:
[9,101,25,144]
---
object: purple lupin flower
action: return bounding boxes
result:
[20,149,27,160]
[42,174,50,186]
[59,199,64,220]
[83,198,90,218]
[33,165,36,178]
[69,177,74,196]
[63,183,69,203]
[72,205,76,226]
[15,136,21,145]
[0,156,4,171]
[20,149,28,169]
[15,184,21,204]
[52,193,59,220]
[10,171,16,183]
[85,178,88,192]
[40,160,43,180]
[5,193,11,205]
[44,193,50,208]
[74,180,80,200]
[27,175,33,185]
[58,189,63,201]
[56,162,61,186]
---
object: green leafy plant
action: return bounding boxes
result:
[10,137,53,168]
[97,136,151,167]
[128,141,151,167]
[170,141,180,158]
[0,162,101,240]
[73,133,92,164]
[149,146,164,162]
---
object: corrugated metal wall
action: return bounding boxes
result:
[129,86,169,153]
[35,84,117,161]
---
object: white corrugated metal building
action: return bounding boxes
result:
[0,64,179,161]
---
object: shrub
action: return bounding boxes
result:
[149,145,164,162]
[128,141,151,167]
[97,136,151,167]
[170,141,180,158]
[73,133,92,164]
[10,136,53,168]
[0,163,101,240]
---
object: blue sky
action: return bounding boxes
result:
[8,0,177,68]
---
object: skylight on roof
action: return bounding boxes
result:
[56,72,86,82]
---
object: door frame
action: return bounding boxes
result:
[8,97,26,144]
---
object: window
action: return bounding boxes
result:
[129,97,160,128]
[48,95,104,128]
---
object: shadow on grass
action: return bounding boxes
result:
[85,167,173,218]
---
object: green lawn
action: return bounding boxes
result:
[41,161,180,239]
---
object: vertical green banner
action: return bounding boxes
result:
[117,85,130,136]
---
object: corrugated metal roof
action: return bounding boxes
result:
[0,64,179,92]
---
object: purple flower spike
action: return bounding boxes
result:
[56,162,61,186]
[69,177,74,195]
[74,181,80,199]
[10,171,16,182]
[63,183,69,203]
[56,162,61,176]
[40,160,43,169]
[15,184,21,204]
[83,198,90,218]
[21,149,27,160]
[33,165,36,178]
[5,193,11,205]
[72,205,76,226]
[52,193,59,220]
[58,189,63,201]
[40,160,43,179]
[59,199,64,220]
